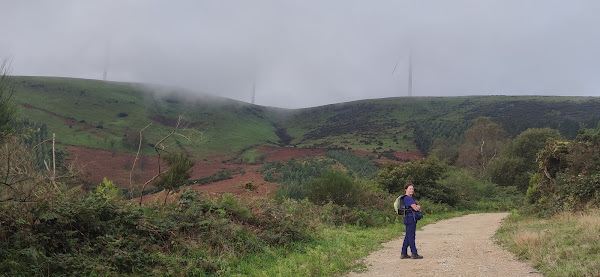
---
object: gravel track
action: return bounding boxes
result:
[348,213,543,277]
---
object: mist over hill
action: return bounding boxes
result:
[12,76,600,158]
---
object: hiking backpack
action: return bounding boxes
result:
[393,195,411,215]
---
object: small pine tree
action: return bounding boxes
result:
[153,153,195,205]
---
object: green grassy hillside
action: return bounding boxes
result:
[13,76,281,157]
[12,76,600,158]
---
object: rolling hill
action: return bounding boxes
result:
[11,76,600,187]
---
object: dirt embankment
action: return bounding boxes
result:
[348,213,542,277]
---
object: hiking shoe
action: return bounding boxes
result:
[411,254,423,259]
[400,254,410,259]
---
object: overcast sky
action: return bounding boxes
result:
[2,1,599,108]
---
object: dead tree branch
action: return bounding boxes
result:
[129,123,152,195]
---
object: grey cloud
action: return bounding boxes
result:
[1,0,599,108]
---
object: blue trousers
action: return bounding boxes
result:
[402,216,418,255]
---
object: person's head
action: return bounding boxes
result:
[404,183,414,196]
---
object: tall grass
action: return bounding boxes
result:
[495,209,600,277]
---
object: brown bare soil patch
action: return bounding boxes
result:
[66,146,246,187]
[76,125,92,131]
[67,146,161,187]
[67,144,424,206]
[89,129,107,138]
[258,145,327,162]
[68,145,330,204]
[140,170,279,204]
[394,151,424,160]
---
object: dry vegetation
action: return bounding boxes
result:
[496,209,600,277]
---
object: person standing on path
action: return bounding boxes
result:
[401,183,423,259]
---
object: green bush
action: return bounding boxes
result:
[439,168,522,210]
[305,168,360,207]
[261,158,334,200]
[121,129,145,151]
[376,157,458,205]
[353,179,392,210]
[0,188,158,275]
[315,202,389,227]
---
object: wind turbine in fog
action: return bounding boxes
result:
[392,47,413,97]
[392,2,414,98]
[251,78,256,104]
[408,47,412,97]
[250,50,259,105]
[103,40,110,81]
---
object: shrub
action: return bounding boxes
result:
[121,130,145,151]
[262,158,334,200]
[305,168,360,207]
[439,168,523,210]
[0,187,322,276]
[376,157,457,205]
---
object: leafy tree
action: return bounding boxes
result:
[456,117,509,176]
[376,157,456,205]
[487,128,561,191]
[526,127,600,216]
[152,152,195,205]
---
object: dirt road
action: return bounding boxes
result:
[348,213,543,277]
